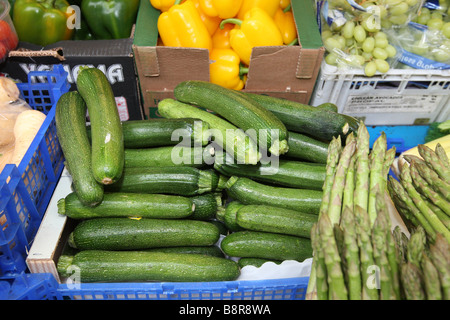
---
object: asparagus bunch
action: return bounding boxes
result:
[306,122,402,300]
[388,143,450,244]
[397,226,450,300]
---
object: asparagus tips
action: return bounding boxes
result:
[414,161,450,202]
[328,139,356,225]
[388,177,436,241]
[354,205,379,300]
[400,165,450,243]
[421,253,443,300]
[340,207,362,300]
[429,234,450,300]
[406,227,427,269]
[401,262,426,300]
[418,144,450,183]
[435,143,449,169]
[318,214,348,300]
[368,132,387,226]
[354,122,370,214]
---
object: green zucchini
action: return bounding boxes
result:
[58,192,194,219]
[105,166,219,196]
[121,118,210,148]
[124,145,214,168]
[285,131,329,164]
[147,246,225,258]
[225,176,323,215]
[190,193,223,220]
[316,102,338,112]
[220,231,312,261]
[174,81,289,156]
[68,218,220,250]
[214,155,326,190]
[210,220,229,235]
[76,67,124,185]
[55,91,104,207]
[238,258,282,268]
[223,201,245,232]
[236,204,317,238]
[57,250,240,282]
[158,98,260,164]
[242,92,359,141]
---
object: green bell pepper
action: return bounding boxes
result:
[13,0,74,46]
[81,0,139,40]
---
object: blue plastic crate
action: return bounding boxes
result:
[367,125,430,154]
[0,65,69,279]
[3,273,59,300]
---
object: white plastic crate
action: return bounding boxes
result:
[310,62,450,125]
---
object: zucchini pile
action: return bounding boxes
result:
[55,76,361,283]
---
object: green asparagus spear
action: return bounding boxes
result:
[383,147,397,178]
[318,214,348,300]
[308,137,342,299]
[311,223,328,300]
[340,207,362,300]
[429,234,450,300]
[388,177,437,240]
[328,139,356,225]
[393,226,407,264]
[418,144,450,183]
[414,161,450,202]
[355,205,379,300]
[421,253,442,300]
[410,162,450,216]
[400,165,450,243]
[354,122,371,214]
[435,143,449,169]
[342,153,356,213]
[368,132,388,226]
[401,262,426,300]
[406,226,427,268]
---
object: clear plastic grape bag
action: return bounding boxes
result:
[317,0,404,76]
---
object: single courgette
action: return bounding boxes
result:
[105,166,220,196]
[285,131,329,164]
[124,145,214,168]
[55,91,104,207]
[225,176,323,215]
[57,250,240,282]
[174,81,289,156]
[242,92,359,141]
[158,98,260,164]
[68,218,220,250]
[214,155,326,190]
[220,231,312,261]
[236,204,317,238]
[58,192,194,219]
[121,118,210,148]
[77,67,124,185]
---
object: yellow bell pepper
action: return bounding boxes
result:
[199,0,243,19]
[150,0,177,12]
[210,48,248,90]
[237,0,279,19]
[157,0,213,51]
[221,7,283,65]
[274,5,297,45]
[191,0,222,35]
[212,23,234,49]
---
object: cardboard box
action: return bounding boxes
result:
[133,0,325,119]
[1,38,144,121]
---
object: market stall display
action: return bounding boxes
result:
[0,0,448,301]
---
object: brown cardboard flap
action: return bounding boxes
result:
[296,48,325,79]
[9,47,65,61]
[133,46,159,77]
